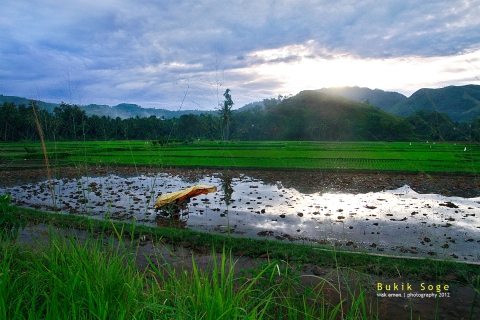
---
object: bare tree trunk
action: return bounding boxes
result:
[223,121,230,141]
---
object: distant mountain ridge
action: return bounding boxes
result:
[0,95,215,119]
[80,103,216,119]
[318,85,480,122]
[2,84,480,122]
[0,95,59,113]
[389,85,480,122]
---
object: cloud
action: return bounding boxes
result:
[0,0,479,109]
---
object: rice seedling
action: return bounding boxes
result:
[2,141,479,173]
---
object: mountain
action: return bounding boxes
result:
[262,90,411,140]
[389,85,480,122]
[317,86,407,111]
[235,100,264,112]
[81,103,215,119]
[317,85,480,122]
[4,83,480,122]
[0,95,59,113]
[0,95,215,119]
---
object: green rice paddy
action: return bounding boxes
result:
[1,140,479,173]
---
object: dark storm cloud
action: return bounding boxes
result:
[0,0,479,109]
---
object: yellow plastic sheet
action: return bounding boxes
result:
[154,184,217,209]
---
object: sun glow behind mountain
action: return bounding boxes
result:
[248,43,480,97]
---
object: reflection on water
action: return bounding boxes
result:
[221,172,234,207]
[1,171,479,262]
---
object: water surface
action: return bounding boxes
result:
[2,171,479,261]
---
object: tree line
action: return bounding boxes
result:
[1,100,479,143]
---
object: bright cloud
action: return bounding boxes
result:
[250,43,480,96]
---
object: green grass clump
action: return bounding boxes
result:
[0,194,26,241]
[0,227,372,319]
[0,236,148,319]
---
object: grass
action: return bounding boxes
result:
[12,207,480,284]
[1,140,479,173]
[0,223,373,319]
[2,213,479,319]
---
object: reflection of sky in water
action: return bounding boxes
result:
[2,173,479,262]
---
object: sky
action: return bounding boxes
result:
[1,0,480,111]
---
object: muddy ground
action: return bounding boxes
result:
[1,165,479,197]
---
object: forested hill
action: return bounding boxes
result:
[1,90,479,142]
[317,85,480,122]
[232,90,478,141]
[316,87,407,111]
[388,85,480,122]
[3,84,480,122]
[249,90,412,141]
[0,95,59,113]
[0,95,214,119]
[80,103,215,119]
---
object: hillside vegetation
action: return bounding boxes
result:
[390,85,480,122]
[0,94,214,120]
[3,84,480,122]
[1,89,480,142]
[320,84,480,122]
[317,86,407,111]
[251,90,411,141]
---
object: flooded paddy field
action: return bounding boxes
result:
[1,167,479,262]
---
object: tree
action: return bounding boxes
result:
[0,102,19,141]
[218,89,234,141]
[53,103,87,140]
[263,97,278,111]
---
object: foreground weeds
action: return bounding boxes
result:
[0,227,373,319]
